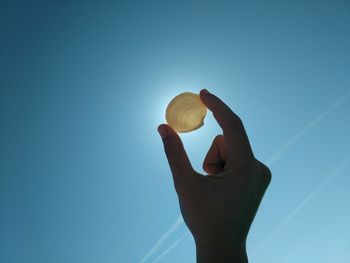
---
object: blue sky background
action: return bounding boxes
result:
[1,1,350,262]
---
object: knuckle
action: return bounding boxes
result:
[214,134,224,141]
[226,115,244,131]
[232,115,243,126]
[251,159,272,188]
[259,162,272,186]
[235,115,243,125]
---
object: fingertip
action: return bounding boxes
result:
[203,163,224,175]
[158,124,179,138]
[199,89,211,108]
[199,89,210,101]
[158,124,168,129]
[200,88,210,96]
[200,89,221,113]
[157,124,168,139]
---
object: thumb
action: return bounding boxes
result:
[158,124,195,192]
[203,135,229,175]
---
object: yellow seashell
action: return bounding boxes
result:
[166,92,207,133]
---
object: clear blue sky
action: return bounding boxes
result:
[1,1,350,262]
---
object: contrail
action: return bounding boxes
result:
[266,90,350,165]
[138,216,183,263]
[152,231,190,263]
[141,90,349,262]
[280,241,311,263]
[251,157,350,257]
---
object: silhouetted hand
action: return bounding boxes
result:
[158,89,271,263]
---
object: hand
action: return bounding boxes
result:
[158,89,271,263]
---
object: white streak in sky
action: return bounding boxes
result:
[138,216,183,263]
[251,157,350,257]
[152,231,190,263]
[280,241,311,263]
[266,90,350,165]
[141,90,349,262]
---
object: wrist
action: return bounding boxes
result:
[195,238,248,263]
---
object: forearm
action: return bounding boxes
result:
[195,239,248,263]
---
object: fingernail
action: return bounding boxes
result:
[158,125,168,139]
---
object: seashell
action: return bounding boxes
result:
[166,92,207,133]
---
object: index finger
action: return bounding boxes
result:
[199,89,254,164]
